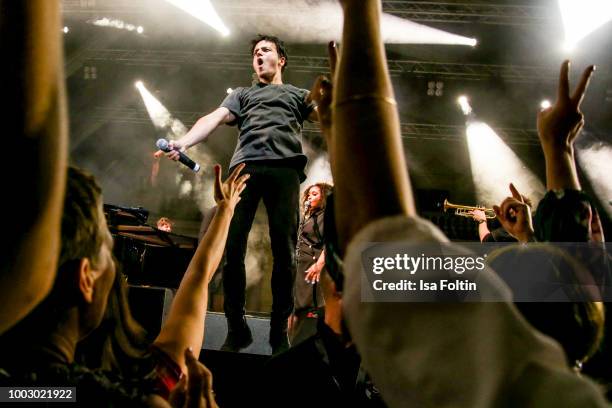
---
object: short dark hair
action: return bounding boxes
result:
[250,34,288,72]
[59,166,104,268]
[0,167,106,357]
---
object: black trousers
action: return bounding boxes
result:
[223,162,300,327]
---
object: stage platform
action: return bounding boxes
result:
[128,285,275,356]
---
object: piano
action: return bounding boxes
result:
[104,204,197,288]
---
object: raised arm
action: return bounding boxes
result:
[332,0,415,252]
[0,0,68,334]
[153,164,249,371]
[156,107,234,161]
[537,61,594,191]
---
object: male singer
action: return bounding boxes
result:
[158,35,315,354]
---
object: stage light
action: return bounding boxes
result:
[63,27,69,34]
[163,0,230,37]
[466,121,545,208]
[457,96,472,116]
[427,81,444,97]
[540,100,552,109]
[136,82,184,132]
[558,0,612,52]
[226,88,233,95]
[577,142,612,218]
[90,18,145,34]
[136,81,218,212]
[84,66,97,80]
[218,0,476,45]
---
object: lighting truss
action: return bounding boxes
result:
[62,0,551,26]
[78,49,560,83]
[89,107,540,145]
[381,1,551,26]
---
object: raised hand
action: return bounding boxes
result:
[492,183,534,243]
[537,61,595,154]
[308,41,339,140]
[214,163,249,212]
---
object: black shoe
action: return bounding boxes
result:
[221,318,253,352]
[269,323,289,355]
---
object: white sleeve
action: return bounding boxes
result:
[342,215,608,408]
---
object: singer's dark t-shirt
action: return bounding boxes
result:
[220,82,313,179]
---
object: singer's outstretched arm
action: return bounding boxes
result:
[153,164,249,371]
[0,0,68,334]
[156,107,235,161]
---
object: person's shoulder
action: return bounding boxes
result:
[282,84,309,94]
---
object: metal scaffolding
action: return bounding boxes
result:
[80,49,558,82]
[62,0,551,26]
[88,106,540,145]
[381,1,550,26]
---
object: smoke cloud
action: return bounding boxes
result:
[217,0,477,45]
[577,141,612,217]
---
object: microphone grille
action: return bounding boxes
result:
[156,138,169,150]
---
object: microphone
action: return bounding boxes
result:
[304,200,311,210]
[156,138,200,172]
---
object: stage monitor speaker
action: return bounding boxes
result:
[128,286,272,355]
[127,285,174,340]
[203,312,272,356]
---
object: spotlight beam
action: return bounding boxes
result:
[135,81,217,211]
[466,121,545,207]
[163,0,230,37]
[187,0,475,45]
[558,0,612,50]
[577,143,612,218]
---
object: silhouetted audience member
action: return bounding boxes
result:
[1,164,248,406]
[265,195,386,407]
[0,167,156,406]
[487,243,605,369]
[307,0,609,406]
[0,0,68,335]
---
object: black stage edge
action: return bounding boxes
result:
[128,284,279,407]
[199,350,268,407]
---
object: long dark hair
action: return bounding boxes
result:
[302,183,333,215]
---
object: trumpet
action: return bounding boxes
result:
[443,199,496,219]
